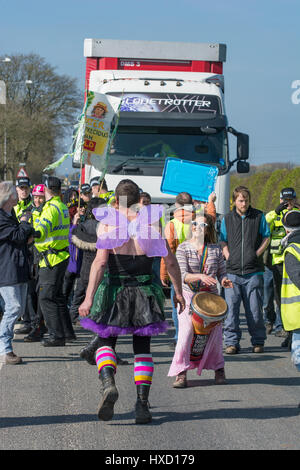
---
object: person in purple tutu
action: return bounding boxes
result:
[79,179,184,424]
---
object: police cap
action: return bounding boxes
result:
[280,187,296,200]
[45,176,61,190]
[81,183,92,194]
[16,177,30,187]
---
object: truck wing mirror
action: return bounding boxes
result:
[227,127,249,160]
[237,133,249,160]
[237,161,250,173]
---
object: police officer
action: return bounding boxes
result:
[13,177,32,221]
[266,188,300,341]
[90,177,115,204]
[22,185,47,342]
[80,183,92,203]
[281,210,300,381]
[33,176,75,346]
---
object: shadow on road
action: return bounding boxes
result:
[1,403,299,429]
[187,376,300,387]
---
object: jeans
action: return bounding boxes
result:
[291,329,300,372]
[263,267,283,331]
[170,284,178,341]
[224,273,266,347]
[0,283,28,355]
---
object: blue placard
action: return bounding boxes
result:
[160,158,218,202]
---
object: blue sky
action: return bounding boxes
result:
[1,0,300,169]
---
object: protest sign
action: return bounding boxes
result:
[83,92,121,172]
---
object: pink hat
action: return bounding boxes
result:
[32,184,45,196]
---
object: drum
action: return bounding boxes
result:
[190,291,228,335]
[189,292,228,362]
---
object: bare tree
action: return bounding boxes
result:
[0,53,82,181]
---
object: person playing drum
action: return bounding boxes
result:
[168,211,233,388]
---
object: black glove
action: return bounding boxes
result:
[275,202,288,215]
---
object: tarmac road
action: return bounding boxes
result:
[0,302,299,451]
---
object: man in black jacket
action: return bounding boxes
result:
[220,186,270,354]
[0,182,34,364]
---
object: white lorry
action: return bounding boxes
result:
[75,38,249,216]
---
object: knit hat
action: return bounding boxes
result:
[282,210,300,232]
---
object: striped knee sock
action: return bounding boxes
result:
[96,346,117,375]
[134,354,154,386]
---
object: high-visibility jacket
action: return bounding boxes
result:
[98,191,115,205]
[266,208,300,265]
[23,203,44,226]
[33,197,70,268]
[31,204,44,226]
[281,242,300,331]
[160,214,192,283]
[172,217,191,244]
[13,196,32,221]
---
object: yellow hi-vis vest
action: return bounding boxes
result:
[98,191,115,205]
[281,242,300,331]
[172,217,191,244]
[13,197,32,221]
[266,208,300,265]
[33,197,70,268]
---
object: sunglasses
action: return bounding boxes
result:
[192,221,208,227]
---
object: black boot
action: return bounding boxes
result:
[79,335,101,365]
[24,321,47,342]
[80,336,129,366]
[135,385,152,424]
[24,327,42,342]
[98,367,119,421]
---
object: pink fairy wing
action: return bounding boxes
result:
[94,206,130,249]
[93,204,167,254]
[137,204,165,225]
[133,205,168,257]
[137,226,168,257]
[92,206,129,226]
[96,227,130,250]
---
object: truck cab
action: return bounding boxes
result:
[75,39,249,216]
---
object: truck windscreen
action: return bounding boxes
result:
[108,126,228,175]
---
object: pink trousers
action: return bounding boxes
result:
[168,290,225,377]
